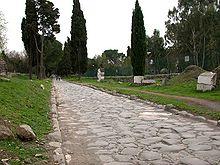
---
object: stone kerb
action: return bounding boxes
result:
[48,80,65,165]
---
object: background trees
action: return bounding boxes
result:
[0,11,6,52]
[57,37,72,76]
[165,0,220,72]
[146,29,166,74]
[131,0,147,76]
[44,38,63,77]
[70,0,88,76]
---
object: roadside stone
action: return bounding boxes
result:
[180,132,196,139]
[179,157,209,165]
[138,137,162,145]
[49,142,61,148]
[104,162,133,165]
[164,104,175,111]
[217,120,220,127]
[139,150,161,161]
[114,154,133,162]
[48,131,62,142]
[16,124,36,141]
[150,160,171,165]
[160,144,186,152]
[99,155,114,162]
[118,138,135,144]
[0,125,13,140]
[88,140,109,147]
[188,144,212,151]
[129,95,137,100]
[121,148,140,156]
[193,116,207,122]
[162,138,180,145]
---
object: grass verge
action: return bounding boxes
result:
[0,74,51,164]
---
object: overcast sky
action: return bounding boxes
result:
[0,0,178,58]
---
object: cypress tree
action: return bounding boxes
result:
[70,0,88,75]
[21,0,38,79]
[131,0,147,76]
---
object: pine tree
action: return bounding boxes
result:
[131,0,147,76]
[37,0,60,79]
[70,0,88,76]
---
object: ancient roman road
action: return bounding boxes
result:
[49,80,220,165]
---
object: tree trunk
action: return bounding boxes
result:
[202,36,206,69]
[39,34,45,79]
[29,54,32,79]
[29,41,32,80]
[192,30,199,66]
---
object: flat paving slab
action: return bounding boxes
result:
[52,80,220,165]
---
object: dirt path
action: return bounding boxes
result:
[104,86,220,113]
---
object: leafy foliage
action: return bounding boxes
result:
[0,11,6,51]
[44,38,63,76]
[146,29,166,74]
[165,0,220,71]
[21,0,60,79]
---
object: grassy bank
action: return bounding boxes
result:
[0,74,51,164]
[66,76,220,120]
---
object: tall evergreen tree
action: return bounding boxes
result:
[70,0,88,75]
[21,0,38,79]
[131,0,147,76]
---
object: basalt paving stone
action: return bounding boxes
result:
[52,80,220,165]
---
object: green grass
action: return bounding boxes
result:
[0,74,51,164]
[66,76,220,120]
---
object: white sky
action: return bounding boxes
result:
[0,0,177,58]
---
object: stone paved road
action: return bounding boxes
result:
[51,80,220,165]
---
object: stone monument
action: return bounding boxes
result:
[97,68,104,82]
[197,72,217,91]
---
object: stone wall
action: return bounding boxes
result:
[106,73,179,82]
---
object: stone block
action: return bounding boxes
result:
[197,84,214,92]
[134,76,144,84]
[16,124,36,141]
[142,79,156,84]
[197,72,217,91]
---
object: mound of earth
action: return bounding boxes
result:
[213,65,220,85]
[172,65,205,83]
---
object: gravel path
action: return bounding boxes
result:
[49,80,220,165]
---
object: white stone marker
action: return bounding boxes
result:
[197,72,217,91]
